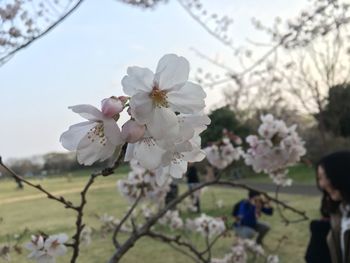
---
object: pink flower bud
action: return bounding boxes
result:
[101,97,124,117]
[121,120,146,143]
[118,96,128,104]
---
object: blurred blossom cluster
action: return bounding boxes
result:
[117,159,172,203]
[211,238,278,263]
[60,54,210,184]
[243,114,306,186]
[204,134,242,170]
[25,234,68,263]
[99,214,130,235]
[186,214,226,238]
[158,210,184,230]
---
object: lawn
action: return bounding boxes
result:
[0,169,321,262]
[241,164,316,185]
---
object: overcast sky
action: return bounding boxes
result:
[0,0,306,159]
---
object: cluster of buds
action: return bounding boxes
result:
[186,214,226,238]
[25,234,68,263]
[61,54,210,183]
[243,114,306,186]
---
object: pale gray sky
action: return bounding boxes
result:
[0,0,306,159]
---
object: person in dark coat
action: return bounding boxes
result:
[305,195,332,263]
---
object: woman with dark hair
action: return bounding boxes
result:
[313,151,350,263]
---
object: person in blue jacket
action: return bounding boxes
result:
[232,190,273,245]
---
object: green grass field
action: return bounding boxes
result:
[242,164,316,185]
[0,170,320,262]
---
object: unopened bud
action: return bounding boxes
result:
[121,120,145,143]
[101,97,124,118]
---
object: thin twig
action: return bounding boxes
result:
[0,157,75,209]
[147,231,206,262]
[112,191,143,249]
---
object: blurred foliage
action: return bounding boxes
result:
[201,106,251,146]
[322,83,350,137]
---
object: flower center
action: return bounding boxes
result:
[87,123,107,146]
[150,87,168,108]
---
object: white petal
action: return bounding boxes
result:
[167,82,206,113]
[129,92,154,124]
[122,66,154,96]
[147,107,179,140]
[69,104,104,121]
[77,134,116,165]
[51,245,67,257]
[183,148,206,162]
[57,233,69,243]
[155,168,168,186]
[103,119,123,146]
[168,159,188,179]
[134,139,165,170]
[124,143,135,162]
[175,141,193,153]
[60,121,96,151]
[154,54,189,91]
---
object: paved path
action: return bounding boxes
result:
[236,180,320,196]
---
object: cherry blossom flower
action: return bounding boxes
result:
[125,113,210,182]
[122,54,206,140]
[25,234,68,263]
[60,103,123,165]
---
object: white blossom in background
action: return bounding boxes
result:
[25,234,68,263]
[243,114,306,186]
[117,159,172,203]
[186,214,226,238]
[267,255,280,263]
[205,137,242,170]
[158,210,184,230]
[211,238,265,263]
[80,227,92,246]
[99,214,130,234]
[140,204,157,219]
[216,199,224,209]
